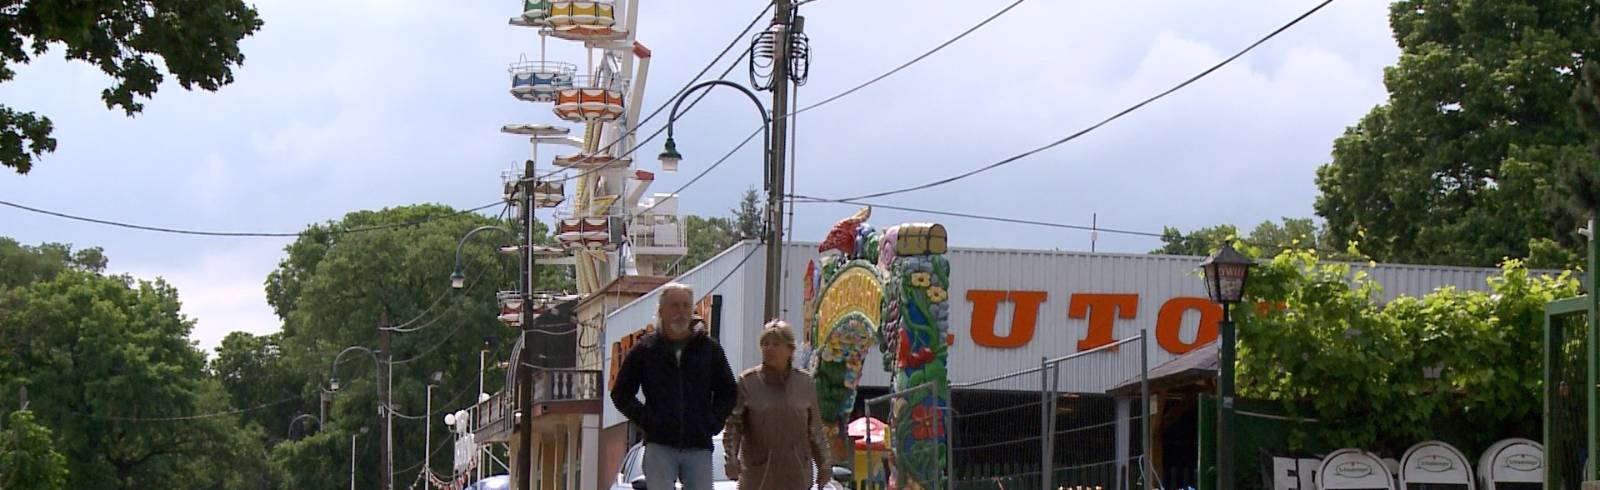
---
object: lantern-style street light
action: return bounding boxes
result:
[1199,241,1254,490]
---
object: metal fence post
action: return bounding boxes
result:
[1140,330,1151,490]
[1048,359,1061,489]
[1040,357,1052,490]
[945,382,955,490]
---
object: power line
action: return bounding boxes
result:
[59,395,301,422]
[383,206,511,334]
[622,0,1034,218]
[791,0,1028,118]
[0,199,505,238]
[823,0,1336,202]
[535,2,774,183]
[789,194,1165,238]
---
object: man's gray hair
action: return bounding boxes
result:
[658,282,694,302]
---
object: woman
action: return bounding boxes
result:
[724,320,833,490]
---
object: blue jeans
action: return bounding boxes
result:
[645,443,713,490]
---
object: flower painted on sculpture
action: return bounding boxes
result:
[911,272,932,288]
[911,404,944,440]
[927,286,948,303]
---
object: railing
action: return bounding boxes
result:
[468,390,515,443]
[533,369,601,404]
[627,218,685,251]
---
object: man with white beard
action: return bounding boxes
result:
[611,283,738,490]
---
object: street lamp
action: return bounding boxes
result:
[327,346,381,395]
[289,413,319,440]
[425,370,443,479]
[451,225,515,289]
[659,79,782,321]
[1198,241,1254,490]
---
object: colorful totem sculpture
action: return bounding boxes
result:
[806,207,950,490]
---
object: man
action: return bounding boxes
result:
[611,283,737,490]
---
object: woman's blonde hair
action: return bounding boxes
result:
[759,320,797,348]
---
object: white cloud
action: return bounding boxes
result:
[117,241,284,354]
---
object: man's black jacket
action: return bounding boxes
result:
[610,326,737,450]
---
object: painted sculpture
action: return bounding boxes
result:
[807,206,950,490]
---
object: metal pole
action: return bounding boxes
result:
[1140,331,1150,490]
[764,0,793,323]
[661,80,772,317]
[426,385,434,480]
[352,432,359,490]
[1040,357,1051,490]
[379,318,393,490]
[1048,361,1061,489]
[1217,303,1235,490]
[1588,216,1598,481]
[517,124,540,490]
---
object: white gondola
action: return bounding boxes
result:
[509,60,577,103]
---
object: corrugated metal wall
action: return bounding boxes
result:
[600,242,1525,429]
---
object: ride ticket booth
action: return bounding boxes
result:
[1318,449,1397,490]
[1399,441,1474,490]
[1475,439,1543,490]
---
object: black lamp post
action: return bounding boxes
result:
[658,79,782,321]
[1199,241,1254,490]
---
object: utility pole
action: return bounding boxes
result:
[516,144,539,490]
[762,0,794,323]
[378,317,393,490]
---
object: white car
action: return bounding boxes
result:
[611,432,853,490]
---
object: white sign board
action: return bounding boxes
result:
[1317,449,1396,490]
[1400,441,1474,489]
[1477,438,1543,490]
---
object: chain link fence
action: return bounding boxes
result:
[863,333,1150,490]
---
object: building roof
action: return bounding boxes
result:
[576,275,674,310]
[1107,340,1218,396]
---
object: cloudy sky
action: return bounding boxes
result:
[0,0,1398,352]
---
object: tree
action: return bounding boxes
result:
[1313,0,1600,267]
[1235,249,1580,458]
[1553,18,1600,244]
[263,205,533,489]
[733,187,762,239]
[1153,218,1356,259]
[0,410,68,490]
[0,0,264,174]
[211,332,303,450]
[0,239,105,289]
[676,214,738,273]
[0,266,258,489]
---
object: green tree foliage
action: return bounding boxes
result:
[1313,0,1600,267]
[1555,18,1600,236]
[0,265,260,489]
[263,205,538,488]
[0,410,68,490]
[0,0,264,174]
[211,332,302,450]
[1153,218,1357,260]
[0,238,106,289]
[676,214,738,274]
[1234,249,1581,455]
[733,186,762,240]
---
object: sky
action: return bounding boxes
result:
[0,0,1400,352]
